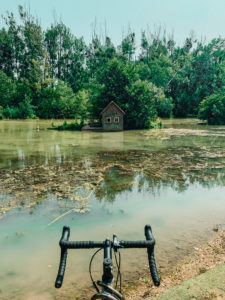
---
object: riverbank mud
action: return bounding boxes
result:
[126,229,225,299]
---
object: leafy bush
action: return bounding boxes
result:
[17,95,34,118]
[152,86,174,118]
[2,95,34,119]
[51,120,83,131]
[198,94,225,125]
[150,118,163,129]
[155,96,174,118]
[2,106,20,119]
[0,106,3,119]
[37,80,90,119]
[14,81,32,107]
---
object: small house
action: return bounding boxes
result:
[100,101,125,131]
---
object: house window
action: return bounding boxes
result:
[114,117,120,123]
[105,117,111,123]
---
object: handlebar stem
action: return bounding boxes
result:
[102,238,113,285]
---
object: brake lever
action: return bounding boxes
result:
[113,235,122,252]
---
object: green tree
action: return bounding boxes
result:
[90,57,138,119]
[126,80,157,129]
[0,28,14,77]
[120,31,136,61]
[169,38,225,117]
[18,6,44,78]
[0,12,25,78]
[45,23,87,92]
[167,51,193,116]
[0,70,16,108]
[17,95,34,118]
[1,5,225,125]
[86,35,116,81]
[73,89,91,120]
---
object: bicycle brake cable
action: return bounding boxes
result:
[113,249,122,293]
[89,248,102,293]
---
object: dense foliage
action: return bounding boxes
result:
[0,6,225,126]
[198,94,225,125]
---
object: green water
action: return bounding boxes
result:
[0,119,225,299]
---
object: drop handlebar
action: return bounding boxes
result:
[55,225,160,289]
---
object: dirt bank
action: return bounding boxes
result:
[126,229,225,299]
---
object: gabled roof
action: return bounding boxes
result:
[100,101,125,115]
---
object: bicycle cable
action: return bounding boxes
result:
[89,247,122,295]
[113,249,122,293]
[89,248,102,293]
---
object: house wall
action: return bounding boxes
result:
[102,105,124,131]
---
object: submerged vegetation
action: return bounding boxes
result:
[1,133,225,219]
[0,6,225,126]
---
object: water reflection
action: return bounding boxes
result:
[95,163,225,203]
[96,165,135,202]
[1,120,225,299]
[1,145,225,215]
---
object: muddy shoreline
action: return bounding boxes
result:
[126,229,225,299]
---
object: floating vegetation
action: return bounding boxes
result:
[47,202,91,226]
[142,128,225,138]
[1,144,225,219]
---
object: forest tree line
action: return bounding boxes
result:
[0,6,225,128]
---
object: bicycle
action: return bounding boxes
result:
[55,225,160,299]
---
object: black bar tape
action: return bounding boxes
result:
[55,226,70,288]
[119,240,154,248]
[145,225,160,286]
[60,240,105,249]
[61,226,70,242]
[55,225,160,290]
[55,248,68,288]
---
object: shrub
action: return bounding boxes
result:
[3,106,20,119]
[154,95,174,118]
[51,120,83,131]
[198,94,225,125]
[0,106,3,119]
[17,95,34,118]
[37,80,90,119]
[150,118,163,129]
[2,95,34,119]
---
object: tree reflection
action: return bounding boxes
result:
[94,147,225,202]
[95,165,134,202]
[1,146,225,213]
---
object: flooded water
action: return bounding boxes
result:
[0,119,225,299]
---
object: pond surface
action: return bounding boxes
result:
[0,119,225,299]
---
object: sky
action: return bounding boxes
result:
[0,0,224,48]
